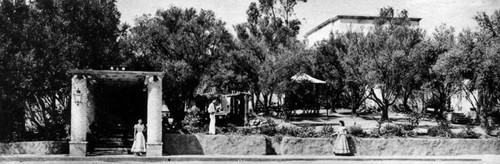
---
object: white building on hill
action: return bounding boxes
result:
[303,15,422,47]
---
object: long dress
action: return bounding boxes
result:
[208,102,216,134]
[131,124,146,153]
[334,126,350,155]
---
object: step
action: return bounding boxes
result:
[94,147,129,152]
[89,150,130,155]
[97,138,133,142]
[94,142,129,147]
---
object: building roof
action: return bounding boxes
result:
[304,15,422,38]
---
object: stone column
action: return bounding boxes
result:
[69,75,91,156]
[146,75,163,156]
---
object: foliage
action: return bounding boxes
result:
[258,117,278,136]
[121,6,235,129]
[433,10,500,131]
[363,7,426,121]
[454,125,481,139]
[315,32,368,113]
[380,124,404,137]
[405,111,426,129]
[347,125,366,137]
[230,0,311,112]
[182,107,209,131]
[0,0,122,141]
[428,120,454,138]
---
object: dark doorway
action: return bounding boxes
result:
[90,83,147,155]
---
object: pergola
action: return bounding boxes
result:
[67,69,164,156]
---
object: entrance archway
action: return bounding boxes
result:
[68,69,164,156]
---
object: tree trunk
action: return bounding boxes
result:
[381,105,389,121]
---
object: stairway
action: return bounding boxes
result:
[90,123,134,155]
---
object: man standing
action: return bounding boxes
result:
[208,98,218,134]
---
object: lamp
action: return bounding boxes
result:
[161,104,169,118]
[74,88,83,106]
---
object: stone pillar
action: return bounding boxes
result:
[146,75,163,156]
[69,75,91,156]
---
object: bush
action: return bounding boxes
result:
[181,106,210,133]
[276,126,304,137]
[405,111,425,130]
[453,125,480,138]
[428,120,453,138]
[318,125,336,138]
[380,124,404,137]
[296,127,319,138]
[258,118,277,136]
[348,125,366,137]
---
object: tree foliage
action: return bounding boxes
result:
[231,0,310,111]
[0,0,122,141]
[434,10,500,130]
[120,6,234,128]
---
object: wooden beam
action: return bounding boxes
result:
[68,69,164,77]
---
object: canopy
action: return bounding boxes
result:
[291,73,326,84]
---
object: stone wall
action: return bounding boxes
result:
[164,134,500,156]
[0,141,68,154]
[163,134,267,155]
[354,138,500,156]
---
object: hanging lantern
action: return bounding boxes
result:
[74,88,83,106]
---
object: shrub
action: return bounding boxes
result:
[380,124,404,137]
[276,126,303,136]
[296,127,318,138]
[428,120,453,138]
[318,125,336,138]
[182,107,209,133]
[454,125,480,138]
[258,118,277,136]
[348,125,366,137]
[405,111,425,130]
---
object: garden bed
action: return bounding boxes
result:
[0,141,68,154]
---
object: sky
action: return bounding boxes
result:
[116,0,500,39]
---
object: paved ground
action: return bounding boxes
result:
[1,155,498,164]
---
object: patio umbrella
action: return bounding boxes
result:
[291,73,326,84]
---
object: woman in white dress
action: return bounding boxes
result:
[334,120,350,155]
[131,119,146,156]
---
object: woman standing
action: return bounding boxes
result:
[207,99,218,135]
[333,120,351,155]
[131,119,146,156]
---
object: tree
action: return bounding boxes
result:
[0,0,122,141]
[315,32,370,114]
[422,24,457,117]
[121,6,234,128]
[363,7,425,120]
[434,10,500,130]
[232,0,309,112]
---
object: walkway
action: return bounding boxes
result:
[1,154,498,164]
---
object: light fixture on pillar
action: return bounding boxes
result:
[74,88,83,106]
[161,104,169,118]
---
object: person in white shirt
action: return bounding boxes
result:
[207,99,219,134]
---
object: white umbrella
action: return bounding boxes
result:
[291,73,326,84]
